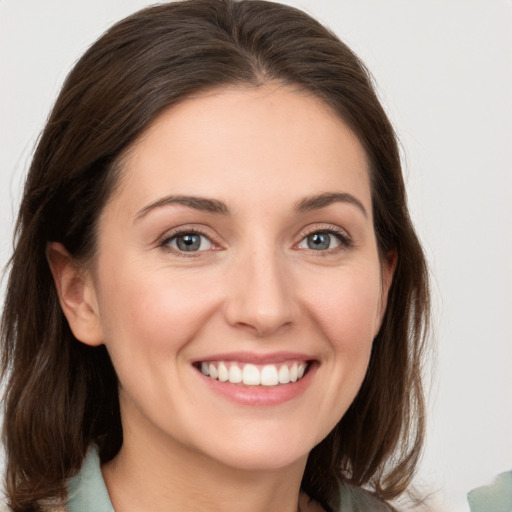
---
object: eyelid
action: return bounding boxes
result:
[156,223,353,255]
[295,224,353,251]
[158,225,223,254]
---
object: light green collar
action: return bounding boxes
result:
[66,447,115,512]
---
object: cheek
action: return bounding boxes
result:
[288,267,382,441]
[305,267,382,344]
[300,265,382,397]
[96,261,219,360]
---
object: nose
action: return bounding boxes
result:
[224,244,297,337]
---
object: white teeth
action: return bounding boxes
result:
[261,365,279,386]
[218,362,229,382]
[199,361,309,386]
[229,364,242,383]
[208,363,218,380]
[242,364,261,385]
[278,365,290,384]
[290,362,298,382]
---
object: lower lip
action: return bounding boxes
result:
[197,364,316,406]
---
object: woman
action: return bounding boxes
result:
[1,1,430,511]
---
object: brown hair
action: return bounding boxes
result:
[1,1,430,510]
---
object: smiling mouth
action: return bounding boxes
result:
[196,361,311,387]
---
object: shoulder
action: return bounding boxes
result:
[301,485,394,512]
[338,485,395,512]
[65,446,114,512]
[468,470,512,512]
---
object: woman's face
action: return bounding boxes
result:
[83,84,393,471]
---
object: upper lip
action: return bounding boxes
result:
[192,351,315,365]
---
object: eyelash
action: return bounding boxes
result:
[159,228,217,256]
[158,226,353,256]
[297,226,353,253]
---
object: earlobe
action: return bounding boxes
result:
[46,242,104,346]
[375,250,397,335]
[383,250,397,296]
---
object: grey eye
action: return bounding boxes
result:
[168,233,212,252]
[298,232,341,251]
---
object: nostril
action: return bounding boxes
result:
[235,318,293,338]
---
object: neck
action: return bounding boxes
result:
[102,407,308,512]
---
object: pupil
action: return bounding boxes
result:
[308,233,330,250]
[177,234,200,251]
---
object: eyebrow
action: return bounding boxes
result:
[295,192,368,218]
[136,195,230,220]
[135,191,367,220]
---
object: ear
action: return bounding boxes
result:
[375,250,397,336]
[46,242,104,346]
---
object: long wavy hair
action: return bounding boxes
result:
[1,1,430,510]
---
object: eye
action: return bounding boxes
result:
[297,230,348,251]
[164,232,213,252]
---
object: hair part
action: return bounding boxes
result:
[1,1,430,510]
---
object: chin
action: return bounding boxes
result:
[189,420,326,473]
[206,444,309,472]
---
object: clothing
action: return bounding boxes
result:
[60,447,392,512]
[337,486,394,512]
[468,470,512,512]
[66,448,114,512]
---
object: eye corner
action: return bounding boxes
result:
[158,228,223,256]
[295,226,353,253]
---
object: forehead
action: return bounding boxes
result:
[108,84,372,216]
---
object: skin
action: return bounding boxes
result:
[49,83,395,512]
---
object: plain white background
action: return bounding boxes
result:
[1,1,511,511]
